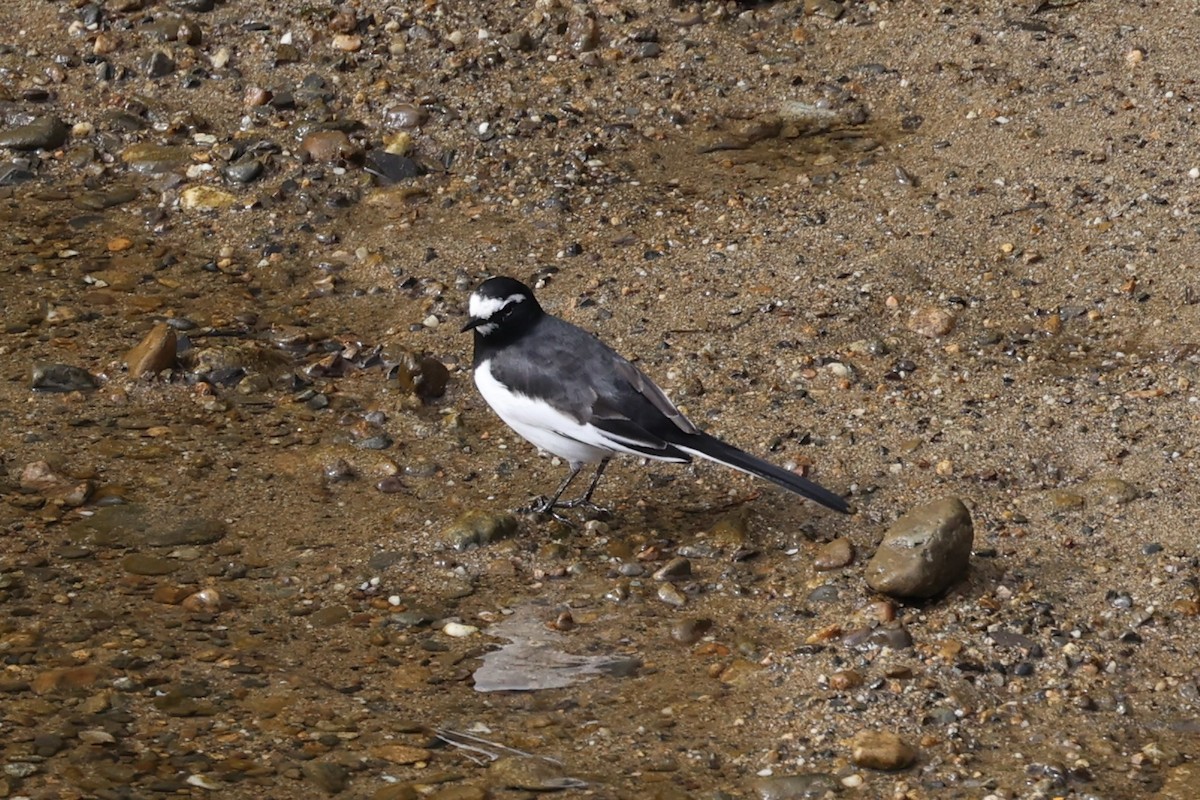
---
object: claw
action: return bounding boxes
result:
[518,495,552,515]
[517,496,577,526]
[558,497,611,520]
[516,458,613,526]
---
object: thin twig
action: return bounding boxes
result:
[432,728,565,766]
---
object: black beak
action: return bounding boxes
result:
[461,317,483,333]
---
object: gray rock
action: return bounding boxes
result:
[843,625,913,651]
[502,30,534,51]
[69,504,151,547]
[121,553,178,576]
[364,152,425,185]
[865,497,973,599]
[302,761,349,794]
[144,15,203,45]
[145,50,176,77]
[656,582,686,607]
[0,116,68,150]
[145,518,227,547]
[310,605,351,627]
[74,185,140,209]
[223,156,263,183]
[31,363,97,392]
[444,511,518,551]
[653,556,691,580]
[0,161,36,185]
[121,143,190,174]
[488,756,585,791]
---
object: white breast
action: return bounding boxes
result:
[473,360,613,466]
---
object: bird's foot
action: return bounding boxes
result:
[517,496,575,526]
[557,496,612,521]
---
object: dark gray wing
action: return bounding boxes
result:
[607,358,697,436]
[486,316,695,461]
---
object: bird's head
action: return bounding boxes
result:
[461,276,542,337]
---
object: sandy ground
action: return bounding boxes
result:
[2,0,1200,798]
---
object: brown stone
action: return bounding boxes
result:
[907,306,956,338]
[850,730,917,771]
[813,537,854,570]
[32,665,108,694]
[828,669,863,691]
[152,584,191,604]
[300,130,360,162]
[125,323,177,378]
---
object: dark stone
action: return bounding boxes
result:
[364,151,426,184]
[145,50,176,78]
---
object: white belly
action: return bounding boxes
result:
[474,360,613,466]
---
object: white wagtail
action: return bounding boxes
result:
[461,276,851,519]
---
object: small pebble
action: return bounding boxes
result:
[181,186,237,211]
[657,583,686,607]
[813,538,853,570]
[670,618,712,644]
[907,307,957,338]
[442,621,478,638]
[300,130,360,162]
[850,730,917,771]
[653,556,691,580]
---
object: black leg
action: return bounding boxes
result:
[560,457,611,512]
[520,462,583,520]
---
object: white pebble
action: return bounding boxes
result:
[1189,167,1199,179]
[187,775,221,790]
[442,622,478,638]
[826,361,853,378]
[423,314,440,328]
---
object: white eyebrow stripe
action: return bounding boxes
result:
[469,292,525,319]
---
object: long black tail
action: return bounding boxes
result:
[679,432,851,514]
